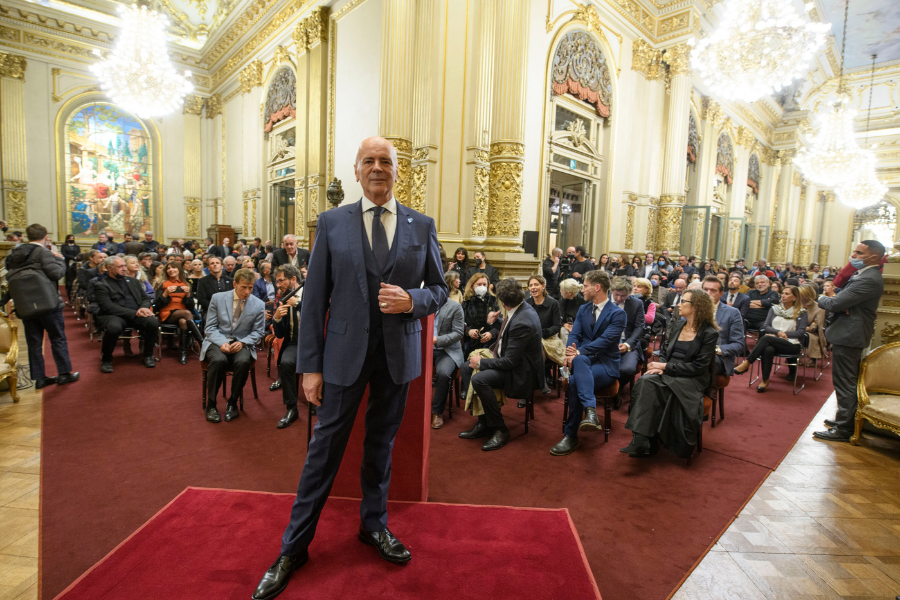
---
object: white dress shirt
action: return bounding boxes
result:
[361,195,397,250]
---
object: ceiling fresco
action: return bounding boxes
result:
[819,0,900,69]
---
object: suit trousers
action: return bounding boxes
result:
[460,363,508,430]
[432,350,457,415]
[831,344,863,435]
[747,335,800,381]
[278,343,299,407]
[618,349,640,383]
[22,308,71,380]
[100,314,158,361]
[281,341,410,558]
[565,354,616,439]
[205,344,252,406]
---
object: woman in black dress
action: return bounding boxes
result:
[461,273,500,357]
[621,288,719,458]
[449,247,470,291]
[525,275,564,375]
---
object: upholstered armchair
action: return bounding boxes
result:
[0,313,19,402]
[852,341,900,445]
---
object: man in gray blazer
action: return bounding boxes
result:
[201,268,266,423]
[431,296,465,428]
[702,276,745,376]
[814,240,886,442]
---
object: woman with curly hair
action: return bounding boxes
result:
[621,288,719,458]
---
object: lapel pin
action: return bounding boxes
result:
[407,217,413,223]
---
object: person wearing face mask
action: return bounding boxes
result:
[461,274,501,362]
[465,251,500,291]
[813,241,885,443]
[648,273,664,303]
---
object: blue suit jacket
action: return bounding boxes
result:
[618,295,645,358]
[568,301,627,380]
[200,291,266,360]
[714,302,745,375]
[298,199,448,386]
[727,291,750,319]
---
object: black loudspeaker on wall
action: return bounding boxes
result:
[522,231,539,257]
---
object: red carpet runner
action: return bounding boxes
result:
[53,488,600,600]
[41,308,836,599]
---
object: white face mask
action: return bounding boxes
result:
[474,285,488,297]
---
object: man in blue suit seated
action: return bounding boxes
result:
[701,276,745,376]
[550,270,626,456]
[609,276,645,409]
[253,137,447,600]
[724,273,750,320]
[201,268,265,424]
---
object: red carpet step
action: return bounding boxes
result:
[53,488,601,600]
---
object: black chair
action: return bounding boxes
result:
[561,378,619,442]
[748,333,808,395]
[200,358,259,411]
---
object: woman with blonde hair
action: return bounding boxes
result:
[558,278,586,346]
[798,283,827,364]
[444,270,464,304]
[622,289,719,458]
[461,273,500,357]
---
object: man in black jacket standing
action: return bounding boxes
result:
[466,251,500,291]
[5,224,79,388]
[95,257,158,372]
[210,237,233,259]
[195,256,234,318]
[271,234,310,269]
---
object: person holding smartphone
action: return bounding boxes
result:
[153,262,203,364]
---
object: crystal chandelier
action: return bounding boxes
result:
[793,95,866,187]
[689,0,830,102]
[90,3,192,119]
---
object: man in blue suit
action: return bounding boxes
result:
[550,270,626,456]
[201,268,266,423]
[253,137,447,600]
[724,273,750,320]
[702,276,744,376]
[609,276,645,409]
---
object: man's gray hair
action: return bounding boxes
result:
[223,255,236,264]
[609,276,633,294]
[755,275,769,283]
[144,230,152,236]
[552,247,563,257]
[101,256,118,269]
[283,234,296,243]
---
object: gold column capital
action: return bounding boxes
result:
[824,191,835,202]
[792,171,803,187]
[659,193,685,206]
[183,94,204,116]
[736,125,755,148]
[489,141,525,158]
[759,145,778,166]
[662,43,691,77]
[205,93,223,119]
[632,39,665,80]
[239,60,263,94]
[701,96,724,129]
[0,52,26,80]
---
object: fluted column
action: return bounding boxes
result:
[656,44,691,254]
[770,152,795,263]
[183,95,204,238]
[466,0,496,238]
[410,0,439,215]
[0,53,28,230]
[794,181,817,266]
[485,0,529,250]
[817,191,834,265]
[379,0,416,207]
[751,149,778,262]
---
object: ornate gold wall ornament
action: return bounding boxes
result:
[774,131,795,142]
[4,189,26,229]
[292,21,308,51]
[646,207,658,251]
[412,147,429,161]
[883,300,900,308]
[410,164,427,214]
[694,218,704,257]
[263,66,296,135]
[656,204,682,253]
[242,199,249,234]
[632,39,665,80]
[0,52,26,80]
[627,193,638,203]
[792,171,802,187]
[472,166,490,237]
[205,93,223,118]
[759,145,778,166]
[487,162,523,237]
[0,25,20,43]
[385,137,413,155]
[394,156,412,207]
[701,96,725,129]
[473,148,489,164]
[817,244,829,265]
[824,191,835,202]
[658,12,689,37]
[566,118,588,147]
[239,59,263,93]
[882,324,900,345]
[272,45,293,67]
[771,229,788,262]
[308,187,319,221]
[625,204,636,249]
[794,239,811,266]
[716,133,735,184]
[295,187,305,231]
[736,125,755,148]
[489,142,525,158]
[22,32,98,61]
[2,180,26,190]
[304,7,328,47]
[183,94,204,115]
[826,47,840,76]
[551,31,613,117]
[661,43,690,77]
[251,198,258,237]
[185,197,202,237]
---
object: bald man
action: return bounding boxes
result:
[271,234,309,269]
[253,137,448,600]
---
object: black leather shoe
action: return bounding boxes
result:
[579,406,601,430]
[459,422,491,439]
[143,355,156,368]
[179,351,188,365]
[34,376,58,389]
[824,418,838,428]
[270,379,282,391]
[56,372,80,386]
[813,428,850,443]
[481,428,510,451]
[100,361,113,374]
[358,527,411,564]
[224,404,239,422]
[550,436,579,456]
[619,437,651,457]
[278,407,298,429]
[205,406,221,423]
[252,552,309,600]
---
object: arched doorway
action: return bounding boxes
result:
[263,65,297,243]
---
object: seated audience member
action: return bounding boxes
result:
[609,276,645,409]
[242,256,256,272]
[701,276,745,375]
[461,273,501,359]
[271,234,310,269]
[724,274,750,319]
[187,259,204,291]
[153,262,204,365]
[663,277,687,324]
[466,251,501,290]
[525,275,564,385]
[151,262,166,288]
[95,257,159,372]
[138,252,153,277]
[771,279,785,294]
[445,270,464,304]
[745,275,780,331]
[449,247,471,292]
[798,283,827,365]
[648,272,664,303]
[549,270,625,456]
[459,279,545,452]
[76,250,105,297]
[621,289,718,458]
[196,256,234,318]
[633,277,663,348]
[558,278,587,347]
[201,269,266,424]
[253,261,276,302]
[734,285,808,391]
[223,256,237,278]
[141,231,160,254]
[431,271,466,429]
[271,265,304,429]
[124,255,154,299]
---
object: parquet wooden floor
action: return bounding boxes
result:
[673,394,900,600]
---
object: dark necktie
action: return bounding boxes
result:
[371,206,389,268]
[728,293,734,304]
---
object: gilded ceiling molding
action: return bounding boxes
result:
[701,96,725,130]
[239,59,263,94]
[657,11,689,37]
[0,52,26,80]
[661,43,690,77]
[205,93,223,118]
[736,125,755,148]
[0,5,115,43]
[632,39,665,80]
[183,94,205,115]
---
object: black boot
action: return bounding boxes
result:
[179,330,188,365]
[186,319,204,346]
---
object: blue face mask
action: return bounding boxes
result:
[658,260,665,266]
[651,279,659,287]
[823,269,830,276]
[632,291,642,297]
[849,257,865,269]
